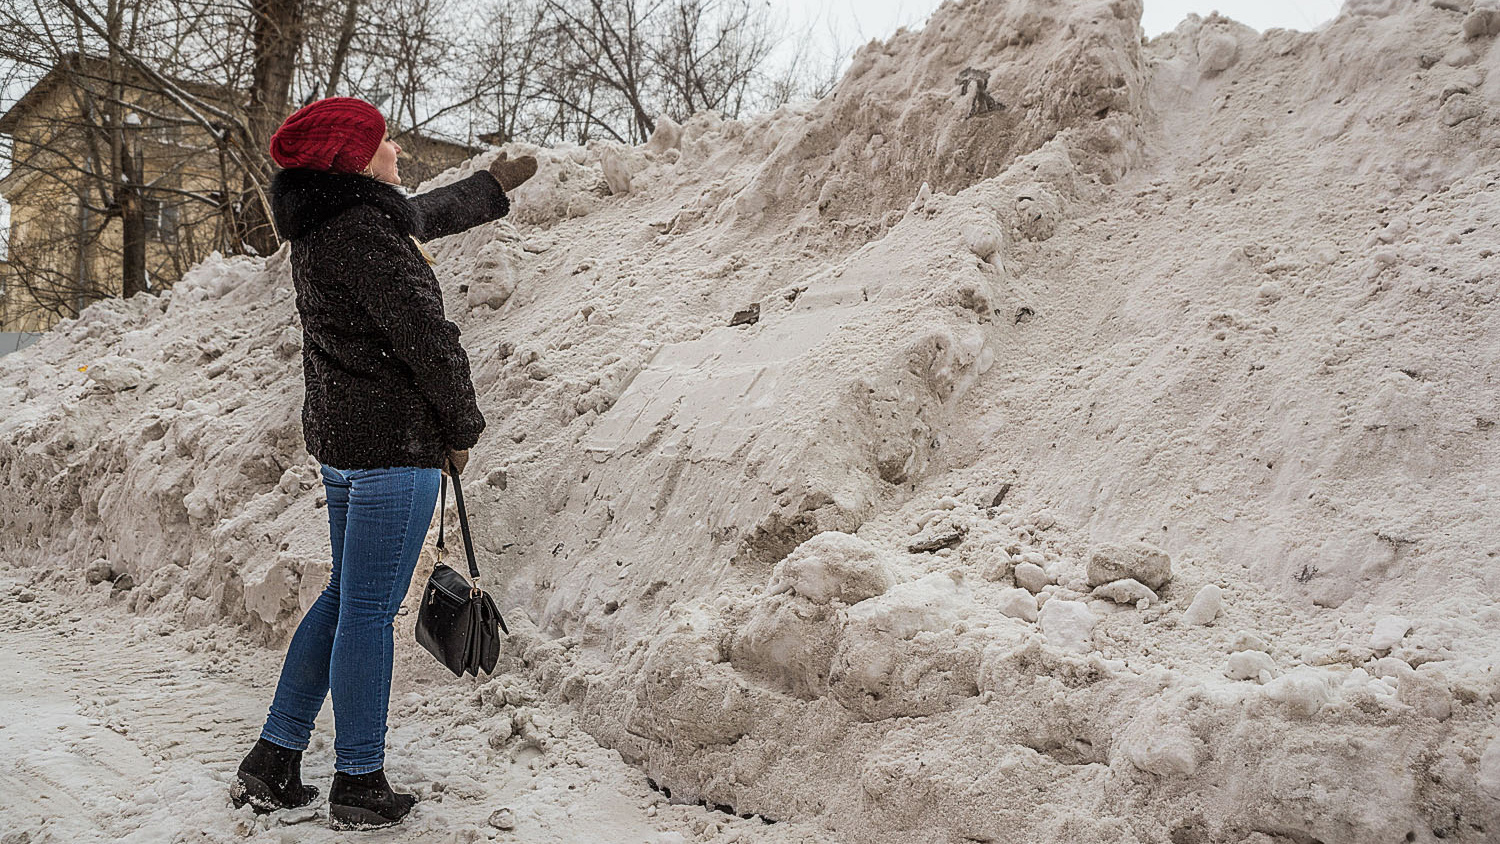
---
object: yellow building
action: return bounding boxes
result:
[0,54,481,334]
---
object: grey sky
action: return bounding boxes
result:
[779,0,1346,60]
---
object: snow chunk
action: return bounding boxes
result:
[961,222,1003,263]
[1038,599,1095,653]
[766,532,895,605]
[86,355,151,391]
[1262,668,1334,716]
[1182,584,1223,625]
[601,147,632,195]
[1117,695,1200,777]
[996,587,1038,622]
[1091,577,1158,607]
[1012,561,1050,593]
[646,116,683,153]
[1463,8,1500,39]
[1126,730,1199,777]
[1232,631,1271,653]
[1370,616,1412,650]
[1087,541,1172,590]
[1227,650,1278,683]
[1347,0,1408,17]
[843,572,968,638]
[1481,734,1500,800]
[1197,31,1238,74]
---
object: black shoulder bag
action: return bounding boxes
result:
[415,466,507,677]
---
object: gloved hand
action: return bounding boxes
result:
[488,152,538,193]
[444,449,469,478]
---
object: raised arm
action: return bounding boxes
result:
[409,153,538,242]
[408,171,510,243]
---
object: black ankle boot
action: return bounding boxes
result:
[328,769,418,830]
[231,738,319,813]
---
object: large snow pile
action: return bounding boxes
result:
[5,0,1500,840]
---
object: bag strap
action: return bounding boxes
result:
[435,463,481,583]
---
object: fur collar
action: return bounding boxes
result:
[270,168,419,241]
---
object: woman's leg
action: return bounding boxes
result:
[260,465,351,750]
[328,466,440,774]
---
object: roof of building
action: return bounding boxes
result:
[2,55,485,163]
[0,53,239,136]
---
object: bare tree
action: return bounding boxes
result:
[460,0,801,148]
[0,0,838,329]
[655,0,776,121]
[324,0,361,96]
[242,0,307,251]
[467,0,551,145]
[0,0,312,327]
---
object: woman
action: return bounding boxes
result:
[228,97,536,830]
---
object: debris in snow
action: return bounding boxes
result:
[1086,541,1172,591]
[85,355,150,391]
[906,518,967,553]
[730,303,760,327]
[487,807,516,830]
[84,558,115,585]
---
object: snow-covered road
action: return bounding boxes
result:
[0,574,788,843]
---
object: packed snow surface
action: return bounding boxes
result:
[5,0,1500,841]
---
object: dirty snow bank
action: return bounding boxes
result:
[4,0,1500,841]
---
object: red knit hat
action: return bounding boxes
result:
[269,97,386,173]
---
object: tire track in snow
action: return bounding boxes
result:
[0,576,797,843]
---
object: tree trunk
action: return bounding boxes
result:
[326,0,360,97]
[242,0,306,254]
[119,135,147,298]
[104,0,146,299]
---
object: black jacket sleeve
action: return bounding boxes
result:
[409,171,511,242]
[341,205,486,450]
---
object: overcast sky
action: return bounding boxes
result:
[782,0,1346,63]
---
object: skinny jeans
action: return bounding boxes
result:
[259,464,440,774]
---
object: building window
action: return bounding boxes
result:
[144,199,179,244]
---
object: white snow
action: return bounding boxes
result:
[1038,599,1097,653]
[1371,615,1414,650]
[4,0,1500,841]
[1226,649,1278,683]
[1482,734,1500,801]
[1181,583,1224,625]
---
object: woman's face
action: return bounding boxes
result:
[367,136,401,184]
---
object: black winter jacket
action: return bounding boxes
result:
[270,167,510,470]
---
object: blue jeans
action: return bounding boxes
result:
[260,464,441,774]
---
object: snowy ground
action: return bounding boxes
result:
[0,569,807,843]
